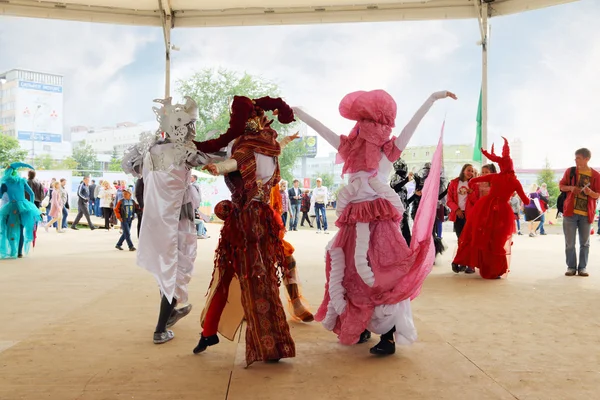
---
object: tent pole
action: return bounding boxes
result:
[481,2,489,162]
[159,0,172,99]
[163,20,171,98]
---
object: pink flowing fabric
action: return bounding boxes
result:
[315,122,445,345]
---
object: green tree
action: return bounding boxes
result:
[312,171,334,189]
[32,154,55,170]
[0,133,28,166]
[108,146,123,172]
[537,158,560,207]
[72,141,98,173]
[177,68,306,182]
[56,157,78,170]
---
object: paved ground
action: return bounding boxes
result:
[1,222,599,400]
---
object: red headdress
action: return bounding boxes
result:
[480,137,514,173]
[194,96,295,153]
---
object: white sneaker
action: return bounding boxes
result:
[324,231,330,235]
[316,230,321,234]
[44,224,49,232]
[57,230,65,234]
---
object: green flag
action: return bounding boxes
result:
[473,88,483,162]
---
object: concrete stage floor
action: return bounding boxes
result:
[1,225,599,400]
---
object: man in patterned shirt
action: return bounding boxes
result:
[559,148,600,277]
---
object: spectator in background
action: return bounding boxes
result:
[524,183,542,237]
[288,179,302,231]
[71,176,97,230]
[26,170,44,209]
[311,177,329,234]
[46,178,57,224]
[99,181,117,230]
[88,179,97,216]
[300,190,313,228]
[559,148,600,277]
[94,180,103,217]
[279,180,291,229]
[114,188,138,251]
[59,178,70,230]
[535,183,549,235]
[447,163,475,274]
[44,181,65,233]
[510,191,523,235]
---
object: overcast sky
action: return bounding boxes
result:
[1,0,599,168]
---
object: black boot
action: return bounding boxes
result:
[193,334,220,354]
[154,295,177,344]
[370,327,396,355]
[357,329,371,344]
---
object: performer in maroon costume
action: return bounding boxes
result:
[452,138,530,279]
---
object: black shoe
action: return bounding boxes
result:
[451,263,460,273]
[115,245,123,251]
[357,329,371,344]
[264,359,281,363]
[71,226,79,230]
[193,334,219,354]
[465,267,476,274]
[369,339,396,355]
[129,247,136,251]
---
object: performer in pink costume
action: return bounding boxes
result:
[293,90,456,355]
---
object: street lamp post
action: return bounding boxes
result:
[31,105,41,165]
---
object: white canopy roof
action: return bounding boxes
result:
[1,0,579,28]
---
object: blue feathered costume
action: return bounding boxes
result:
[0,162,42,259]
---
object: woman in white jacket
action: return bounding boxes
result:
[98,181,117,230]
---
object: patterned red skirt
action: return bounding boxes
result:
[213,199,295,365]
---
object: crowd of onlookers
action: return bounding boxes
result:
[272,177,336,234]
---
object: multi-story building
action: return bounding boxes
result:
[401,143,478,178]
[71,121,156,156]
[0,69,71,160]
[291,151,345,188]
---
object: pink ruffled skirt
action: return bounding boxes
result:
[315,193,433,346]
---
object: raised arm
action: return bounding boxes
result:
[395,91,457,151]
[279,132,301,150]
[391,176,410,193]
[515,181,530,205]
[292,107,341,149]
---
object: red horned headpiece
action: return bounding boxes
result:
[253,96,295,124]
[480,137,514,173]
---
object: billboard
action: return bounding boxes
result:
[15,80,64,143]
[303,135,317,158]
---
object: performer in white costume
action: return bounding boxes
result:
[122,97,218,344]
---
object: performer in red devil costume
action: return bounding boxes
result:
[452,138,530,279]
